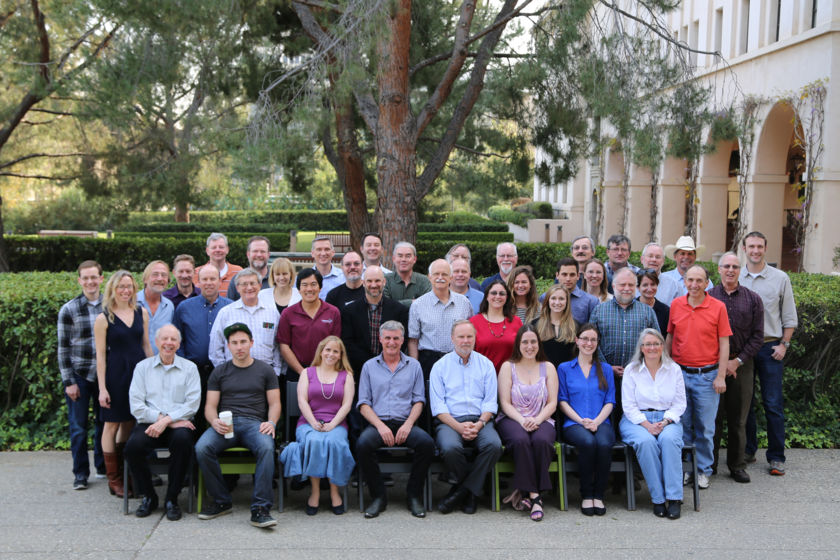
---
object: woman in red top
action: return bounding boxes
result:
[470,279,523,372]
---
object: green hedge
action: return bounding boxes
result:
[112,232,290,251]
[123,222,296,233]
[418,223,508,232]
[416,241,570,278]
[417,232,513,243]
[2,270,837,450]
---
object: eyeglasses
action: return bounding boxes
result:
[488,291,506,296]
[642,342,663,348]
[577,337,598,344]
[720,264,741,269]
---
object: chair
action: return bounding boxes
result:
[682,443,700,511]
[123,448,195,515]
[560,441,636,511]
[357,444,425,512]
[196,446,283,513]
[490,441,565,511]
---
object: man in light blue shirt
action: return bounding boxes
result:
[136,260,175,354]
[311,236,345,299]
[430,320,502,514]
[661,236,712,301]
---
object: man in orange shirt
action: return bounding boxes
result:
[665,265,731,490]
[194,233,243,298]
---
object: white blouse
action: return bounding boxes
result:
[621,359,686,425]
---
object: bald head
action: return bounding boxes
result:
[155,324,182,363]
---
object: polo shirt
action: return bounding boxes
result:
[384,271,431,307]
[667,294,733,367]
[275,300,341,368]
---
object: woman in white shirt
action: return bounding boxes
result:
[620,328,686,520]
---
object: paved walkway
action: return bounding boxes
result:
[0,449,838,559]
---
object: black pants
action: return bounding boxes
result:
[418,350,445,381]
[125,424,195,502]
[355,420,435,500]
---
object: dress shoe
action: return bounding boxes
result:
[667,500,681,520]
[135,495,159,518]
[437,487,467,514]
[581,505,595,516]
[407,496,425,518]
[364,497,387,518]
[331,501,345,515]
[593,503,606,516]
[461,492,477,514]
[730,469,751,483]
[653,503,667,518]
[165,500,182,521]
[305,504,319,516]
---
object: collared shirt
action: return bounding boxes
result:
[654,273,681,305]
[456,287,485,314]
[709,283,765,362]
[408,290,473,353]
[173,294,232,367]
[129,354,200,424]
[558,357,616,428]
[363,262,392,275]
[589,298,659,367]
[136,290,175,354]
[209,298,282,375]
[275,300,341,368]
[660,268,713,299]
[621,359,686,425]
[357,352,425,422]
[162,285,201,309]
[570,286,600,325]
[480,272,504,292]
[226,274,269,302]
[367,302,384,356]
[57,293,102,385]
[384,271,432,307]
[316,265,345,299]
[605,261,640,287]
[429,351,498,418]
[668,294,733,367]
[740,264,798,339]
[194,262,242,299]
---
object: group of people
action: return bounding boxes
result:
[57,228,797,527]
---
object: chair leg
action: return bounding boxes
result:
[358,465,365,512]
[555,443,565,511]
[491,465,499,512]
[197,471,205,513]
[560,444,568,511]
[692,448,700,511]
[624,446,636,511]
[123,456,130,515]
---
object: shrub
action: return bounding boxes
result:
[487,205,527,226]
[417,232,513,243]
[418,222,508,233]
[124,222,296,233]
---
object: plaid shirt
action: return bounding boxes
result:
[57,293,103,386]
[589,298,659,368]
[367,302,384,356]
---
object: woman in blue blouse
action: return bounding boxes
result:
[558,323,615,516]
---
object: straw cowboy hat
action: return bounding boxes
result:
[664,236,706,260]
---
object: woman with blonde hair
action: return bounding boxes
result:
[508,265,540,324]
[259,257,301,315]
[535,285,578,369]
[280,336,355,515]
[94,271,152,497]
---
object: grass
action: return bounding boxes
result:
[295,231,348,252]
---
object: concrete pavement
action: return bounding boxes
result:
[0,449,838,559]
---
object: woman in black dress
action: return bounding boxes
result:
[95,270,152,496]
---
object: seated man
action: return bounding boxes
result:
[356,321,435,519]
[125,325,200,520]
[196,323,281,528]
[430,320,502,514]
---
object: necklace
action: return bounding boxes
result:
[317,367,338,400]
[485,314,506,338]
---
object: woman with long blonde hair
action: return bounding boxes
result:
[535,285,578,369]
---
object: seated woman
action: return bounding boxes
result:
[280,336,355,515]
[534,285,578,369]
[581,259,613,302]
[619,328,686,520]
[495,325,558,521]
[469,280,523,373]
[507,266,541,324]
[557,323,615,516]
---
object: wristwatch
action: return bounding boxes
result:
[781,340,791,348]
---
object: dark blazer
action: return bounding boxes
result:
[341,296,409,375]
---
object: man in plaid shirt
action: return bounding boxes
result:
[57,260,106,490]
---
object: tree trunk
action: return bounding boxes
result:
[335,101,372,251]
[0,196,9,272]
[648,171,659,242]
[174,202,189,223]
[375,0,417,264]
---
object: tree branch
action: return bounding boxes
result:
[293,0,344,13]
[0,171,81,181]
[411,51,529,76]
[0,152,93,171]
[419,137,510,158]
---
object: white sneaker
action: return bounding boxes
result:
[697,472,710,489]
[683,472,693,486]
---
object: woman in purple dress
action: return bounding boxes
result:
[281,336,355,515]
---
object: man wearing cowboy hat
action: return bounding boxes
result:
[661,236,712,304]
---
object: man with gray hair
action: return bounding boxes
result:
[194,233,243,298]
[605,234,639,287]
[208,268,282,376]
[445,244,481,290]
[384,241,431,307]
[480,242,518,291]
[356,320,434,519]
[137,260,175,351]
[571,235,596,269]
[640,242,680,305]
[227,236,271,301]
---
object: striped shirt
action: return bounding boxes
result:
[208,298,282,375]
[408,290,473,353]
[57,293,103,385]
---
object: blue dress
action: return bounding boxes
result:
[101,307,145,422]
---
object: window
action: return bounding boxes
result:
[714,8,723,53]
[739,0,750,55]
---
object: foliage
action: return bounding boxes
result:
[3,187,132,234]
[415,222,507,233]
[122,222,296,234]
[487,206,527,227]
[417,232,513,243]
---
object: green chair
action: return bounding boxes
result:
[197,447,283,513]
[490,441,565,512]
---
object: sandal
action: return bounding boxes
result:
[529,495,544,522]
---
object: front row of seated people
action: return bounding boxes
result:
[125,318,689,526]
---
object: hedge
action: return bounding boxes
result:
[2,270,837,450]
[417,232,513,243]
[123,222,296,233]
[112,232,290,251]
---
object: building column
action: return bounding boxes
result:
[803,176,840,273]
[600,181,622,244]
[658,179,686,246]
[744,173,787,266]
[696,176,729,259]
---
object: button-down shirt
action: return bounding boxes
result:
[739,264,798,339]
[226,274,269,302]
[316,265,345,300]
[173,294,232,367]
[408,290,473,353]
[455,287,484,314]
[129,354,200,424]
[589,298,659,367]
[357,352,425,422]
[57,293,102,385]
[558,357,616,428]
[384,271,432,307]
[621,359,686,425]
[136,290,175,354]
[605,261,640,287]
[162,285,201,309]
[709,284,765,362]
[430,350,498,418]
[660,268,713,299]
[209,298,282,375]
[570,286,600,325]
[654,273,681,305]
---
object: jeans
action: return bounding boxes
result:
[195,416,275,509]
[745,342,786,463]
[620,412,683,504]
[681,369,720,475]
[65,377,104,479]
[435,416,503,496]
[562,422,615,500]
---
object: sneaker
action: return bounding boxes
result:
[94,471,107,479]
[198,502,232,520]
[769,461,786,476]
[250,506,277,528]
[73,477,88,490]
[697,472,710,489]
[682,472,693,486]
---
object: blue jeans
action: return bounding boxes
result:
[745,342,786,463]
[65,377,104,479]
[681,369,720,475]
[195,416,275,509]
[620,412,683,504]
